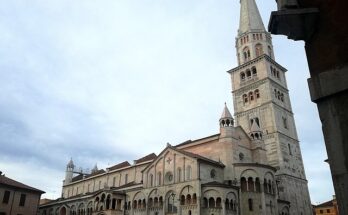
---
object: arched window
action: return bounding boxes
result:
[255,178,261,192]
[252,67,257,76]
[192,194,197,204]
[149,198,153,207]
[241,177,247,192]
[255,89,260,99]
[255,44,263,57]
[181,195,185,205]
[243,47,251,61]
[216,198,222,208]
[243,94,248,104]
[177,168,182,182]
[203,198,208,208]
[149,174,153,187]
[158,172,162,186]
[248,198,253,211]
[186,165,192,181]
[246,69,251,77]
[249,92,254,101]
[248,177,254,192]
[186,194,191,205]
[264,179,268,193]
[208,197,215,208]
[240,72,246,81]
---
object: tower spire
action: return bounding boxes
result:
[238,0,265,35]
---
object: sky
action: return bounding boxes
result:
[0,0,334,204]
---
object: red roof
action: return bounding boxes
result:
[0,175,45,194]
[135,153,157,164]
[108,161,131,171]
[315,200,334,208]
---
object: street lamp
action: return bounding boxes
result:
[170,193,176,213]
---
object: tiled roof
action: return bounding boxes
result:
[0,175,45,194]
[135,153,157,164]
[315,200,334,208]
[108,161,131,171]
[87,169,105,178]
[71,174,84,182]
[175,148,225,168]
[175,134,220,147]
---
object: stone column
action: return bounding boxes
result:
[260,182,266,215]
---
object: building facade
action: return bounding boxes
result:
[39,1,311,215]
[313,196,339,215]
[229,0,312,214]
[0,172,45,215]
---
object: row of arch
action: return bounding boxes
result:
[243,89,260,104]
[148,165,192,187]
[270,66,281,80]
[202,197,238,211]
[240,177,276,195]
[274,89,285,102]
[240,66,257,80]
[94,193,122,212]
[180,194,198,205]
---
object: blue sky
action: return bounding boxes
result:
[0,0,333,204]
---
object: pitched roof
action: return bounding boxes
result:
[239,0,265,35]
[0,174,45,194]
[108,161,131,171]
[86,169,105,178]
[134,153,157,164]
[71,174,84,182]
[315,200,334,208]
[174,147,225,168]
[220,103,233,119]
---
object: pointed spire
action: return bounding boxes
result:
[220,103,234,127]
[67,158,75,169]
[238,0,266,35]
[91,163,98,174]
[221,102,233,119]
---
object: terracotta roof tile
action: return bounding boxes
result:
[0,175,45,193]
[86,169,105,178]
[108,161,131,171]
[315,200,334,208]
[135,153,157,164]
[175,148,225,167]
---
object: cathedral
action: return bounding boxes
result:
[39,0,312,214]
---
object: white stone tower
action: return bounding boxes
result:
[228,0,312,214]
[64,158,74,185]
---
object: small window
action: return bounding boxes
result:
[2,190,10,204]
[255,90,260,98]
[243,94,248,103]
[282,117,288,129]
[240,72,246,80]
[327,209,330,213]
[210,169,216,178]
[320,210,323,213]
[19,194,26,206]
[288,144,292,155]
[248,198,253,211]
[125,174,128,184]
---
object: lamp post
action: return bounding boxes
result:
[170,193,176,213]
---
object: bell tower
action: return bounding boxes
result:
[228,0,312,214]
